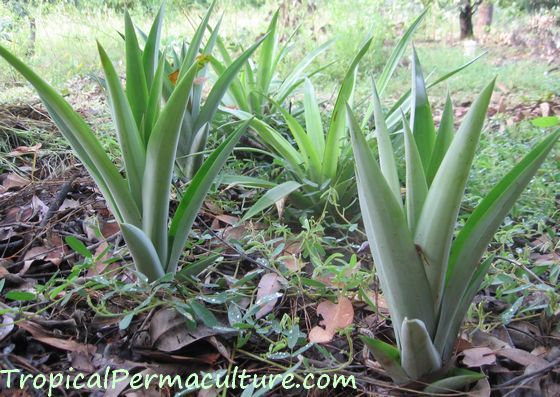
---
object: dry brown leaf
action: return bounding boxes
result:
[255,273,282,319]
[496,348,549,368]
[17,320,95,354]
[20,246,50,275]
[9,143,42,155]
[308,296,354,344]
[168,69,180,85]
[275,197,287,219]
[308,326,335,344]
[149,308,228,352]
[462,347,496,367]
[0,314,15,343]
[101,221,120,238]
[469,377,491,397]
[31,195,48,219]
[540,102,551,117]
[59,198,80,211]
[282,254,304,272]
[2,173,29,190]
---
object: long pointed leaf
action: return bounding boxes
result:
[410,48,436,171]
[195,36,266,134]
[414,79,495,307]
[98,43,146,210]
[241,181,302,222]
[436,129,560,358]
[121,223,165,282]
[360,336,409,384]
[255,10,279,112]
[274,39,334,104]
[348,105,435,339]
[402,112,427,233]
[361,9,428,128]
[400,318,441,379]
[143,61,202,266]
[0,45,141,226]
[322,37,372,181]
[372,82,401,204]
[142,3,164,87]
[426,94,454,185]
[167,120,249,273]
[303,79,325,161]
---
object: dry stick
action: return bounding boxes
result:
[195,215,283,277]
[12,172,78,265]
[39,173,78,227]
[495,256,551,286]
[495,357,560,394]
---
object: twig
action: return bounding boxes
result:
[495,256,551,286]
[496,357,560,394]
[195,215,283,277]
[39,174,78,227]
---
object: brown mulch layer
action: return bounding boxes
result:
[0,102,559,396]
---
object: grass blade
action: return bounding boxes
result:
[241,181,302,222]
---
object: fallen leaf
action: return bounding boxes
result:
[496,348,549,368]
[2,173,29,190]
[149,308,233,352]
[168,69,179,85]
[308,326,335,344]
[540,102,550,117]
[275,197,286,219]
[17,320,95,354]
[255,273,282,319]
[308,296,354,344]
[9,143,42,155]
[31,195,48,219]
[59,198,79,211]
[462,347,496,367]
[101,221,120,238]
[20,246,50,275]
[0,314,15,343]
[469,377,491,397]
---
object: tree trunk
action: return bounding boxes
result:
[459,1,475,40]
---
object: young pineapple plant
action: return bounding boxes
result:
[0,5,254,282]
[145,1,264,181]
[212,9,332,118]
[347,51,559,390]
